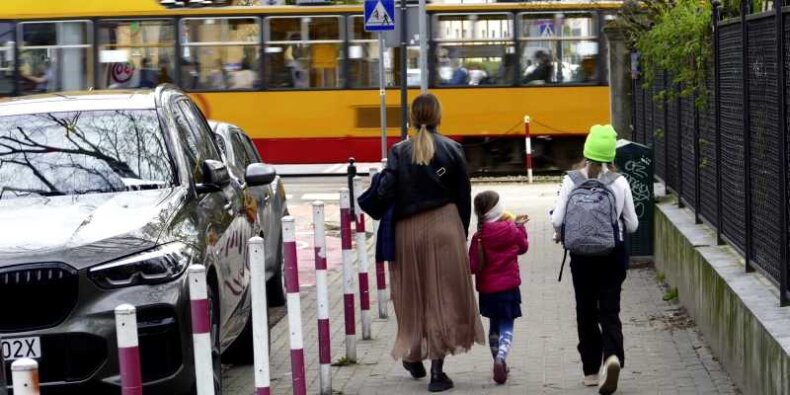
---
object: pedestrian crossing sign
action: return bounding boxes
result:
[364,0,395,32]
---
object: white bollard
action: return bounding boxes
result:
[368,168,389,319]
[353,176,372,340]
[11,358,39,395]
[339,188,357,361]
[115,304,142,395]
[249,237,271,395]
[188,265,215,395]
[282,217,307,395]
[312,202,332,395]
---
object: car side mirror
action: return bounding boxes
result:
[196,159,230,194]
[245,163,277,186]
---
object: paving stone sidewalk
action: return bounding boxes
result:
[223,183,739,394]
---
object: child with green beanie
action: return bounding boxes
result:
[550,124,639,395]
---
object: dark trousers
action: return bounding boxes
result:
[570,247,627,375]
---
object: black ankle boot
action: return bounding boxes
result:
[402,361,426,379]
[429,359,454,392]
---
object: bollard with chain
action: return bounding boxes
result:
[353,176,372,340]
[312,202,332,394]
[11,359,39,395]
[115,304,142,395]
[347,158,357,214]
[340,188,357,361]
[249,236,271,395]
[282,217,307,395]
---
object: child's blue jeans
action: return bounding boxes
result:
[488,317,514,361]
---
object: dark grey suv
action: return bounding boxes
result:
[0,86,277,393]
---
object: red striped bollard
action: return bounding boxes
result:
[115,304,142,395]
[10,359,39,395]
[524,115,534,183]
[312,202,332,395]
[368,168,388,319]
[188,265,215,395]
[352,176,372,340]
[282,217,307,395]
[249,236,271,395]
[340,188,357,361]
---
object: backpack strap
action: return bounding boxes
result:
[567,170,586,186]
[599,171,622,186]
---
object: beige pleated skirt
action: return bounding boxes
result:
[390,204,485,362]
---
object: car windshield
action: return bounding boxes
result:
[0,109,174,199]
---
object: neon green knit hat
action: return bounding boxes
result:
[583,124,618,163]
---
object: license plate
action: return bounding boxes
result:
[1,337,41,360]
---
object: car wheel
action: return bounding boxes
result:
[207,285,223,395]
[266,237,286,307]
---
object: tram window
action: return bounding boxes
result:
[433,13,514,87]
[519,14,598,85]
[264,16,343,89]
[180,18,261,91]
[348,16,396,88]
[98,20,175,89]
[19,21,92,94]
[0,23,14,95]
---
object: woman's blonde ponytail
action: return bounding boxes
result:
[412,124,435,165]
[409,93,441,165]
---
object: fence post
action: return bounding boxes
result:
[677,84,685,208]
[249,236,271,395]
[713,0,725,246]
[353,176,372,340]
[115,304,142,395]
[10,359,38,395]
[776,4,789,306]
[340,188,357,361]
[188,265,215,395]
[741,0,755,273]
[282,217,307,395]
[312,202,332,394]
[524,116,533,183]
[369,168,389,319]
[693,89,703,225]
[664,74,669,186]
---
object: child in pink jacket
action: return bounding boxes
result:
[469,190,529,385]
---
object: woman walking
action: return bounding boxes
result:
[551,124,638,395]
[377,93,485,392]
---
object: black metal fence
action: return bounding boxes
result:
[631,3,790,305]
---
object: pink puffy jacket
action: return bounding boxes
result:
[469,220,529,294]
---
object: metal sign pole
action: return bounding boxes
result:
[379,33,388,159]
[418,0,428,92]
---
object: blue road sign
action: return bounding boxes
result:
[364,0,395,32]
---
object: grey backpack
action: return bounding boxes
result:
[561,170,621,256]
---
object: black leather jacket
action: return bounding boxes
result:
[377,132,472,235]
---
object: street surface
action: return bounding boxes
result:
[223,177,739,394]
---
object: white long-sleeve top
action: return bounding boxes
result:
[550,166,639,240]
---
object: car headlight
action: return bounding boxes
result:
[89,242,194,289]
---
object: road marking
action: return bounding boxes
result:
[322,164,346,174]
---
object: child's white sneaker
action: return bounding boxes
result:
[598,355,621,394]
[583,374,599,386]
